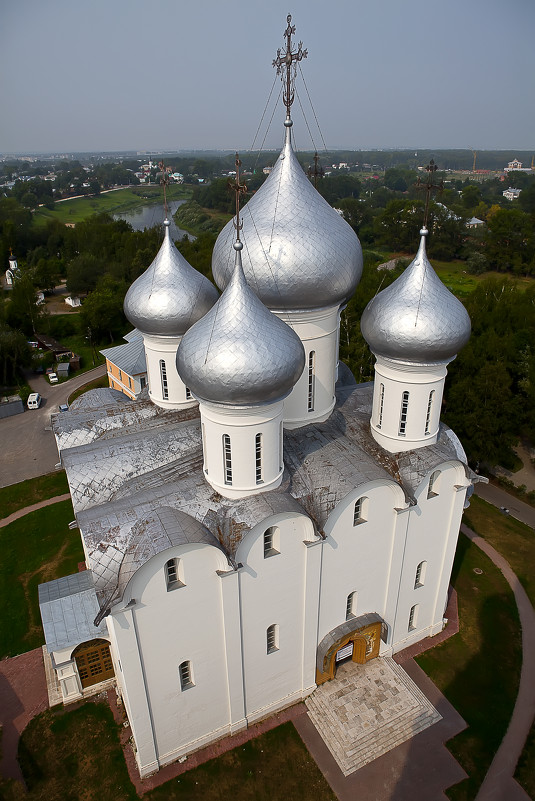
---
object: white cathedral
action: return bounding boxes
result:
[39,20,477,780]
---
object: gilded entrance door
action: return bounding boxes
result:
[73,639,115,689]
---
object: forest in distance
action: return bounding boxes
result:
[1,154,534,476]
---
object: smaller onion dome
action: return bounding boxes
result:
[361,229,471,363]
[177,242,305,405]
[124,219,218,337]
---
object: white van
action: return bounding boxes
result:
[27,392,42,410]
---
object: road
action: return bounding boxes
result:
[474,481,535,529]
[0,365,106,488]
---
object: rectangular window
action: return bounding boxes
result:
[223,434,232,485]
[140,376,147,389]
[398,391,409,436]
[267,624,279,654]
[128,376,132,389]
[255,433,263,484]
[263,526,279,558]
[308,351,315,412]
[346,591,357,620]
[179,660,194,690]
[425,391,434,435]
[160,360,168,400]
[118,369,122,382]
[377,383,384,429]
[185,387,192,400]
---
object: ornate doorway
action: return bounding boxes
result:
[316,614,383,685]
[73,639,115,689]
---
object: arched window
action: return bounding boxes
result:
[308,351,315,412]
[414,561,427,588]
[425,390,435,435]
[377,383,385,429]
[427,470,440,499]
[165,558,184,590]
[160,359,168,400]
[408,604,419,631]
[346,591,357,620]
[263,526,280,558]
[255,433,263,485]
[266,624,279,654]
[353,496,367,526]
[223,434,232,485]
[398,391,409,436]
[179,660,194,690]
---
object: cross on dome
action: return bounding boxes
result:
[272,14,307,121]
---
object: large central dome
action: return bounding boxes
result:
[212,129,363,311]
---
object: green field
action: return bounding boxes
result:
[33,185,191,227]
[0,500,83,658]
[0,472,69,520]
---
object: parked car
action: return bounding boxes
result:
[58,404,69,412]
[27,392,42,410]
[48,372,59,384]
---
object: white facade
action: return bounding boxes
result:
[144,334,196,410]
[370,355,448,453]
[278,305,339,429]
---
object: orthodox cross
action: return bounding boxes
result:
[272,14,307,118]
[415,159,443,229]
[158,160,173,217]
[308,152,324,188]
[229,153,247,243]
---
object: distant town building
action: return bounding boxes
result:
[503,188,521,201]
[100,329,148,400]
[65,296,81,307]
[467,217,485,229]
[4,252,18,287]
[504,159,533,173]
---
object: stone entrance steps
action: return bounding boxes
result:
[305,657,441,776]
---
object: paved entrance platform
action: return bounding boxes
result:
[306,656,441,776]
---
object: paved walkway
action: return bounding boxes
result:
[0,494,71,528]
[462,524,535,801]
[474,482,535,529]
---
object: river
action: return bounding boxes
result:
[113,199,195,241]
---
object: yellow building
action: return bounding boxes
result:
[100,330,147,399]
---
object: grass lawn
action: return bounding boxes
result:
[0,500,83,659]
[463,495,535,606]
[33,185,191,227]
[2,703,335,801]
[0,472,69,520]
[417,534,522,800]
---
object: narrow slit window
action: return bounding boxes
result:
[266,624,279,654]
[263,526,279,558]
[427,470,440,499]
[255,433,263,484]
[160,359,168,400]
[140,376,146,389]
[279,421,284,472]
[408,604,419,631]
[223,434,232,485]
[185,387,192,400]
[346,591,357,620]
[377,383,384,429]
[165,558,184,590]
[414,561,427,589]
[424,390,435,435]
[179,660,194,690]
[353,496,367,526]
[308,351,315,412]
[398,391,409,436]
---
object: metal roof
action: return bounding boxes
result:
[100,337,147,376]
[38,571,107,652]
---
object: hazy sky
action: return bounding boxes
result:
[1,0,534,154]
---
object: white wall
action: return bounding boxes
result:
[144,333,196,410]
[278,306,338,429]
[370,355,448,453]
[235,513,319,719]
[319,480,407,647]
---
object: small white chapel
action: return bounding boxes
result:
[39,16,479,779]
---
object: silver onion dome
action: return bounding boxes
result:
[177,241,305,405]
[124,219,218,337]
[212,128,363,311]
[361,229,471,363]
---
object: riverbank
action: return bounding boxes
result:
[33,185,192,227]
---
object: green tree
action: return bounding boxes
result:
[0,325,32,386]
[485,208,533,274]
[79,275,128,343]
